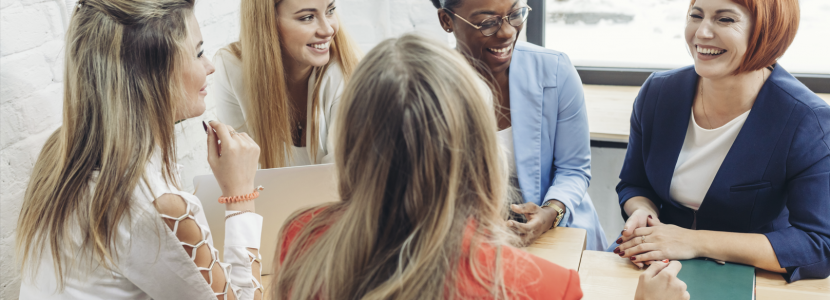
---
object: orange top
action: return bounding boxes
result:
[279,208,583,300]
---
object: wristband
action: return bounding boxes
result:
[218,186,264,204]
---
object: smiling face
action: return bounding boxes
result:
[685,0,754,79]
[178,13,216,120]
[277,0,339,68]
[441,0,525,75]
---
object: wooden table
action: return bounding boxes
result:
[578,250,642,300]
[755,269,830,300]
[582,84,830,144]
[578,250,830,300]
[523,227,587,271]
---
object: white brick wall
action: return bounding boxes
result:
[0,0,444,297]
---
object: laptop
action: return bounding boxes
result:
[193,163,339,274]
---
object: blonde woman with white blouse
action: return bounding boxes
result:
[212,0,360,169]
[16,0,265,299]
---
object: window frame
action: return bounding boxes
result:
[525,0,830,94]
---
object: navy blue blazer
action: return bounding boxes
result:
[616,65,830,282]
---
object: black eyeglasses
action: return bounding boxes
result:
[445,6,532,37]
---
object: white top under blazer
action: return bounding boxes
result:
[211,49,346,166]
[670,108,751,210]
[19,153,264,300]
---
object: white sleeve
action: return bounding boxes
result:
[319,64,346,164]
[211,50,249,133]
[223,211,264,298]
[122,209,220,300]
[127,194,264,299]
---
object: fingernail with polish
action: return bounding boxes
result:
[613,247,620,254]
[630,256,636,261]
[619,251,625,257]
[616,238,623,244]
[202,121,208,132]
[662,259,669,263]
[648,215,653,219]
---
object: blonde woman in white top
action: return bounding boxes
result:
[17,0,264,299]
[212,0,359,168]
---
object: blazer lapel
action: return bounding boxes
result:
[648,68,697,205]
[697,66,793,221]
[509,49,544,204]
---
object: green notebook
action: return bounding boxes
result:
[676,258,755,300]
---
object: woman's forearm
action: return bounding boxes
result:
[694,230,786,273]
[623,196,660,219]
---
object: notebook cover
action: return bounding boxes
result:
[676,258,755,300]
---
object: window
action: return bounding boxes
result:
[526,0,830,91]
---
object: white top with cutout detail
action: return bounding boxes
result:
[19,153,264,299]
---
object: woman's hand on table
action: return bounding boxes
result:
[635,260,690,300]
[618,217,701,267]
[617,206,659,268]
[205,120,261,212]
[507,202,560,246]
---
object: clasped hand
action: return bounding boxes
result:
[617,209,700,268]
[507,202,559,246]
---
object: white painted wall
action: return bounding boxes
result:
[0,0,445,297]
[588,146,627,246]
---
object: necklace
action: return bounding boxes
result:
[698,68,766,129]
[699,83,714,129]
[293,121,303,146]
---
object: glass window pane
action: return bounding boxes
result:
[544,0,830,74]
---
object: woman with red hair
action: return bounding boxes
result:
[615,0,830,282]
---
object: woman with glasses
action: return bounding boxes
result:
[429,0,607,250]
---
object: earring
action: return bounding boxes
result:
[446,29,451,32]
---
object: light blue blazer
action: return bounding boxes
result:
[508,41,607,250]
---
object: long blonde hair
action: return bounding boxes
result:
[16,0,194,287]
[228,0,360,168]
[272,34,523,300]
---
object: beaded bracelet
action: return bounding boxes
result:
[218,186,264,204]
[225,210,254,220]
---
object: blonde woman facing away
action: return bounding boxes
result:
[212,0,360,169]
[17,0,263,299]
[269,34,689,300]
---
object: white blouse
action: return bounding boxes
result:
[19,154,263,299]
[497,127,517,178]
[289,146,312,167]
[211,49,345,165]
[670,109,751,210]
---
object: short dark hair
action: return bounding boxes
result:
[429,0,462,10]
